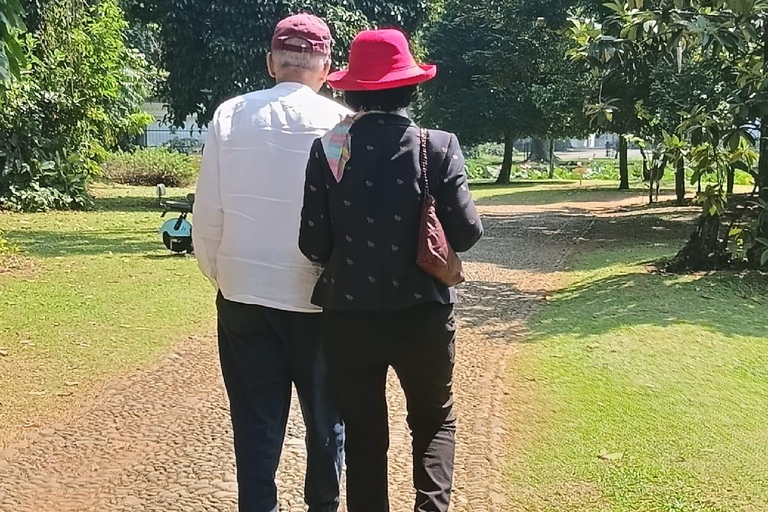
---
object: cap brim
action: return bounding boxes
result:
[327,64,437,91]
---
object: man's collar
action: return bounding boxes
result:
[273,81,313,92]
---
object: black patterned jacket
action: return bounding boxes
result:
[299,113,483,312]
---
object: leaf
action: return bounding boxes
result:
[761,249,768,267]
[726,0,750,15]
[756,237,768,247]
[725,130,742,152]
[598,450,624,461]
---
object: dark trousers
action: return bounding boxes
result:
[217,293,343,512]
[322,302,457,512]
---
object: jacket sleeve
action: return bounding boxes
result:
[435,133,484,253]
[192,121,223,289]
[299,139,334,265]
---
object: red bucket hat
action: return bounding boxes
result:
[327,29,437,91]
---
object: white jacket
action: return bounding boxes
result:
[193,82,351,312]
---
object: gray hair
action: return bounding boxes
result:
[272,38,330,72]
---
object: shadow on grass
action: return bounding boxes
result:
[3,229,159,257]
[474,187,641,207]
[530,270,768,342]
[91,190,192,213]
[465,207,697,273]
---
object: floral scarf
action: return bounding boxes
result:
[321,110,404,182]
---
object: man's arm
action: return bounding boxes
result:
[192,122,223,288]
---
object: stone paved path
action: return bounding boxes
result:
[0,201,597,512]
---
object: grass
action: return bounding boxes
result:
[470,180,754,207]
[471,181,638,206]
[0,183,214,443]
[504,204,768,511]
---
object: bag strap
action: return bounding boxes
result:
[419,128,429,200]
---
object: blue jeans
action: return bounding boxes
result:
[217,293,343,512]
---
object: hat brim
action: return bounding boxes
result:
[327,64,437,91]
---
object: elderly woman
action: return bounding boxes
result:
[299,29,483,512]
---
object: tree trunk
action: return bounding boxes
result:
[647,161,655,205]
[548,139,555,179]
[727,165,735,195]
[666,214,728,272]
[528,138,551,162]
[675,156,686,204]
[618,135,630,190]
[759,22,768,191]
[495,131,515,185]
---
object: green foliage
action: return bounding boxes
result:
[127,0,428,126]
[466,156,502,180]
[0,0,25,82]
[732,195,768,268]
[101,148,200,187]
[163,137,204,155]
[0,151,92,212]
[569,0,768,265]
[465,143,507,159]
[419,0,590,146]
[0,0,153,211]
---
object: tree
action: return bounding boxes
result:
[568,16,656,190]
[571,0,768,269]
[0,0,25,82]
[127,0,429,126]
[419,0,590,184]
[417,3,541,184]
[0,0,153,211]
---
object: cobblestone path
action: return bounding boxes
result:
[0,202,596,512]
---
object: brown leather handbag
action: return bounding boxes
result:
[416,128,465,287]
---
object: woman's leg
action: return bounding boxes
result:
[391,303,457,512]
[323,311,391,512]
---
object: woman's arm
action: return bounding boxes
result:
[435,134,484,253]
[299,139,334,265]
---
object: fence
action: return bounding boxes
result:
[138,127,208,150]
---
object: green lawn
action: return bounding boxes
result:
[471,181,640,206]
[471,181,754,206]
[0,184,214,441]
[505,212,768,511]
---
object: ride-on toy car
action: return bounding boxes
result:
[156,184,194,254]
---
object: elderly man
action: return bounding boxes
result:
[193,14,350,512]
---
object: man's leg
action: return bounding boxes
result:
[322,311,391,512]
[217,294,291,512]
[284,311,343,512]
[391,304,457,512]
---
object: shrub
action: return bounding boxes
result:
[101,148,200,187]
[0,0,154,212]
[1,151,93,212]
[465,142,507,159]
[466,155,501,180]
[164,137,204,155]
